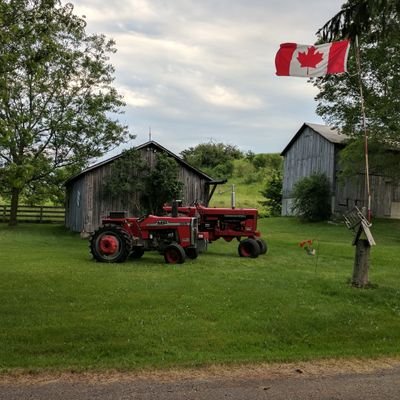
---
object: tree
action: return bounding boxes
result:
[292,174,331,222]
[317,0,400,42]
[259,170,282,217]
[314,1,400,178]
[20,166,72,206]
[315,1,400,288]
[0,0,132,225]
[141,154,183,215]
[102,149,146,214]
[251,153,282,171]
[103,150,183,215]
[180,141,243,178]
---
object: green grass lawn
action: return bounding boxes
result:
[0,218,400,373]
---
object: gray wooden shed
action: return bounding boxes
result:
[65,140,219,233]
[281,122,400,218]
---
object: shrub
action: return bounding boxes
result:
[212,160,234,179]
[233,159,255,179]
[292,173,331,221]
[259,170,282,217]
[251,153,282,171]
[180,142,243,171]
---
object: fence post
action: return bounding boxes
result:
[39,206,43,223]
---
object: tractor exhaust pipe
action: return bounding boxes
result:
[231,184,236,209]
[171,200,182,217]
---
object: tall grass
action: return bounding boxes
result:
[208,178,263,209]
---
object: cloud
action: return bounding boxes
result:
[117,86,156,108]
[72,0,344,155]
[196,84,263,109]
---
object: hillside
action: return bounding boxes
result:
[208,156,281,213]
[208,178,264,209]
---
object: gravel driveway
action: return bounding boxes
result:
[1,358,399,399]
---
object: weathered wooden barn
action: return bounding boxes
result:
[65,140,219,232]
[281,122,400,218]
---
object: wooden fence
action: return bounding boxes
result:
[0,205,65,223]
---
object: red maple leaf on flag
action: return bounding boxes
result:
[297,46,324,75]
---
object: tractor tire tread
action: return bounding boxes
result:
[90,224,133,263]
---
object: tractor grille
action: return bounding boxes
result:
[108,211,128,219]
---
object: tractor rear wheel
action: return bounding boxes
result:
[90,225,132,263]
[238,238,260,258]
[130,247,145,259]
[164,244,186,264]
[185,247,199,259]
[256,238,268,255]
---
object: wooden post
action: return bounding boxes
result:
[352,239,370,287]
[355,36,372,221]
[9,188,20,226]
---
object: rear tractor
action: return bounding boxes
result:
[164,188,267,258]
[90,211,203,264]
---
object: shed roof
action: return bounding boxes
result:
[281,122,348,156]
[65,140,215,185]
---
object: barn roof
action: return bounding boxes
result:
[65,140,215,185]
[281,122,348,156]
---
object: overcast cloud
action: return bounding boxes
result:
[72,0,344,156]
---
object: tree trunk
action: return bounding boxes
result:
[352,239,370,288]
[9,187,20,226]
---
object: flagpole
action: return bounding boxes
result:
[354,35,372,221]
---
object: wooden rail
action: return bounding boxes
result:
[0,205,65,223]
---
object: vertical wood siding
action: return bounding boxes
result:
[65,145,210,232]
[281,126,400,218]
[335,173,400,218]
[282,127,335,215]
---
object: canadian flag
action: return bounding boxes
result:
[275,40,350,77]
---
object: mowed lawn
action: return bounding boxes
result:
[0,218,399,372]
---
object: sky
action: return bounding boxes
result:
[72,0,345,157]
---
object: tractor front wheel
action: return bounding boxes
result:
[256,238,268,255]
[196,238,208,253]
[130,247,145,259]
[185,247,199,259]
[90,225,132,263]
[164,244,186,264]
[238,238,260,258]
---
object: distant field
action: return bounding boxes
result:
[209,178,263,209]
[0,218,399,373]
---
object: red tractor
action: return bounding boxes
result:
[163,202,267,258]
[90,211,203,264]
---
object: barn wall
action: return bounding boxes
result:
[179,168,209,204]
[282,127,336,215]
[65,145,211,232]
[281,126,400,219]
[335,173,400,218]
